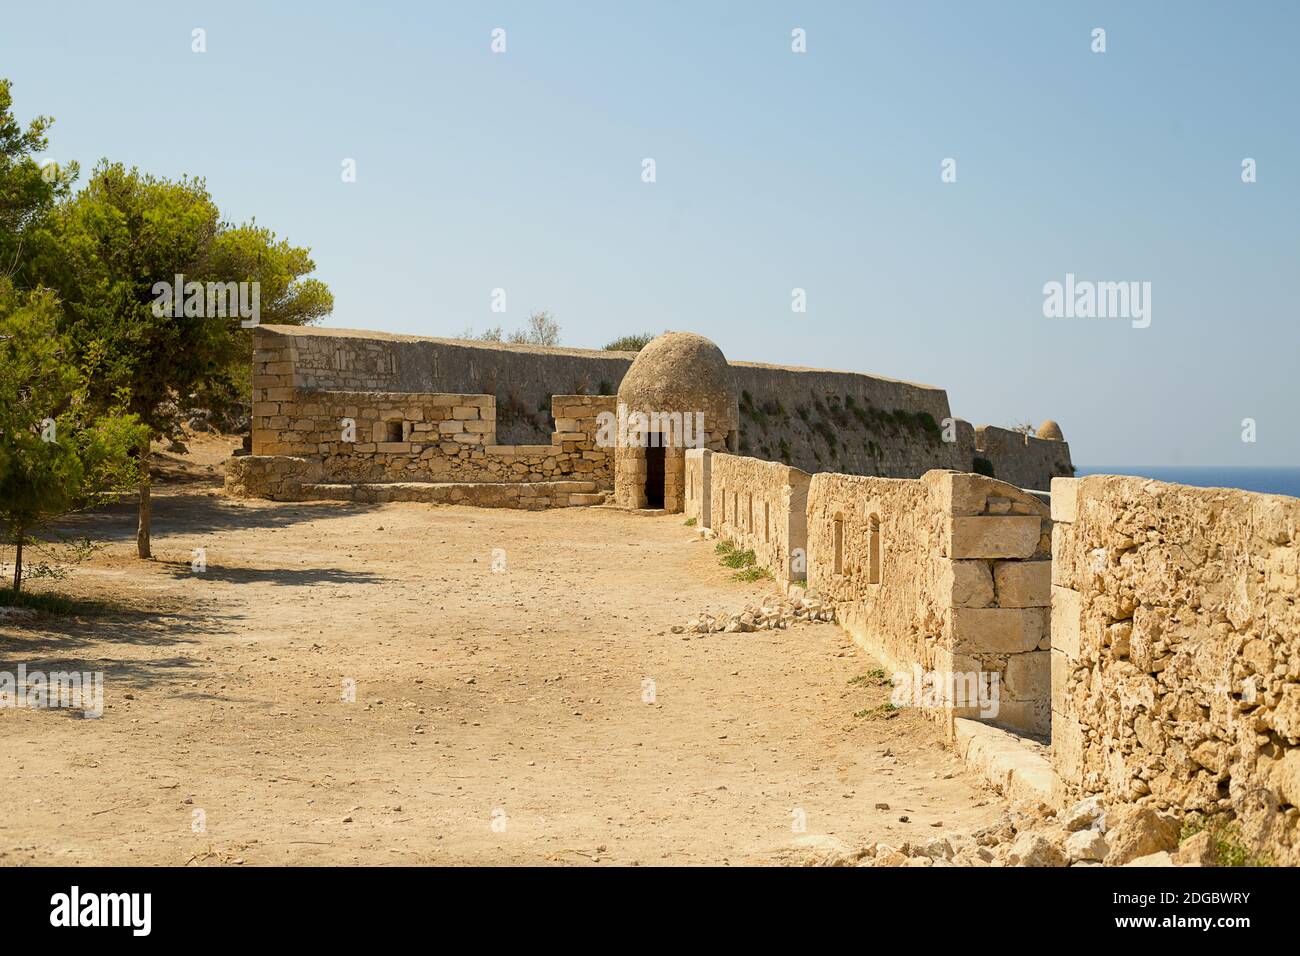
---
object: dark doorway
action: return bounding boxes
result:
[644,440,665,508]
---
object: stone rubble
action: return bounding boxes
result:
[671,592,836,635]
[789,795,1206,868]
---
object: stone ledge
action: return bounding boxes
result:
[298,480,599,507]
[953,718,1057,810]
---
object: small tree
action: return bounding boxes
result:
[28,162,330,557]
[0,280,146,593]
[603,332,655,352]
[506,310,560,346]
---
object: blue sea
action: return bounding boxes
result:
[1077,467,1300,499]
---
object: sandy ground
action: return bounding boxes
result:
[0,440,1006,866]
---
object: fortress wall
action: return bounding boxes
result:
[248,332,615,491]
[251,326,1070,488]
[730,362,971,479]
[705,452,811,588]
[262,325,633,445]
[977,425,1073,491]
[806,470,1052,736]
[1050,475,1300,863]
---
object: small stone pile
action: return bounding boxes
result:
[672,592,835,635]
[787,797,1213,868]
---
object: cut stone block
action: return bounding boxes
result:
[1051,477,1078,523]
[1052,585,1082,659]
[945,560,994,608]
[1051,648,1075,717]
[948,516,1040,559]
[993,560,1051,607]
[1005,650,1050,702]
[952,607,1048,654]
[1051,712,1085,786]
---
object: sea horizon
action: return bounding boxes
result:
[1076,465,1300,499]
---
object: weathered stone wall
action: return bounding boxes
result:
[807,470,1052,736]
[300,478,601,509]
[732,362,975,479]
[224,456,321,500]
[685,448,712,528]
[250,326,1070,488]
[705,452,811,588]
[260,324,632,444]
[977,425,1073,491]
[1050,475,1300,863]
[248,331,615,491]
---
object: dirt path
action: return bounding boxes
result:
[1,477,1006,865]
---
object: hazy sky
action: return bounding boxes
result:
[3,1,1296,466]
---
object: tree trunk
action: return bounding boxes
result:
[137,451,152,559]
[11,531,22,594]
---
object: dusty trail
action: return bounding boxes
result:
[1,467,1004,865]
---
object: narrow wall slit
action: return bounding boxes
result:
[867,513,881,584]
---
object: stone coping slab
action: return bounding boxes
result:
[953,717,1057,810]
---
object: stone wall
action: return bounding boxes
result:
[224,456,322,500]
[1050,475,1300,864]
[685,448,712,528]
[731,361,976,480]
[300,478,601,509]
[806,470,1052,736]
[248,329,615,492]
[260,324,632,444]
[976,425,1074,492]
[705,452,811,588]
[250,325,1070,489]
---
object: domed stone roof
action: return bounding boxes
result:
[1037,419,1064,441]
[617,332,736,413]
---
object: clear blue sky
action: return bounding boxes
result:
[3,1,1296,466]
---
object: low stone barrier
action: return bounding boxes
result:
[807,469,1052,737]
[224,455,321,500]
[299,479,602,508]
[1050,474,1300,863]
[702,451,811,587]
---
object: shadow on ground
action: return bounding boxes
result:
[0,602,239,695]
[159,560,384,586]
[47,485,381,544]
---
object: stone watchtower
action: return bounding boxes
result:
[614,332,739,511]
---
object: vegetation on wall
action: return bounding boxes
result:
[737,385,947,474]
[603,332,655,352]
